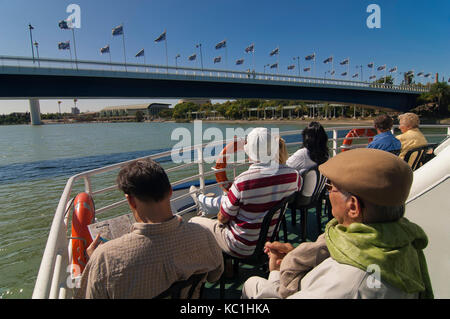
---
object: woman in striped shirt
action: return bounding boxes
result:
[190,128,300,258]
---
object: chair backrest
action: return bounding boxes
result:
[246,193,295,264]
[153,273,206,299]
[292,167,327,208]
[404,143,437,171]
[389,149,401,156]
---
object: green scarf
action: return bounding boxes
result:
[325,218,433,299]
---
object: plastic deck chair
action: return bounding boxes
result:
[288,167,327,242]
[153,273,207,299]
[404,143,437,171]
[219,193,295,299]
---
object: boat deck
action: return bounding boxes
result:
[179,203,332,299]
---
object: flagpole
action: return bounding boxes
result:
[28,24,35,64]
[348,57,350,80]
[313,51,316,78]
[277,45,279,75]
[384,65,387,84]
[121,23,127,72]
[69,43,73,69]
[71,28,78,70]
[252,45,255,73]
[165,31,168,73]
[225,44,228,71]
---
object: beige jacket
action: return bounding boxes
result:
[76,216,223,299]
[279,234,329,298]
[397,128,428,162]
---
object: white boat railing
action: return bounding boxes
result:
[32,124,450,299]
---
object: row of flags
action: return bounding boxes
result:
[55,24,438,80]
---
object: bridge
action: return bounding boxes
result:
[0,55,429,125]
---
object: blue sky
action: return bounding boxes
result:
[0,0,449,114]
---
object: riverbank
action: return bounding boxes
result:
[30,116,450,126]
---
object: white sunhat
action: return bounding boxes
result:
[244,127,278,163]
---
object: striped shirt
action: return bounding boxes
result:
[220,163,301,257]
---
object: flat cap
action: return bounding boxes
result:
[319,148,413,206]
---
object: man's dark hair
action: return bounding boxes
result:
[374,114,394,132]
[117,159,171,202]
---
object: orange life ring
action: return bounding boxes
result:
[341,128,376,151]
[71,192,95,276]
[214,139,244,191]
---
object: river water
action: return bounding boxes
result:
[0,121,306,299]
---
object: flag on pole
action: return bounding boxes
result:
[352,73,359,78]
[341,72,348,76]
[340,58,349,65]
[323,56,333,64]
[58,20,70,30]
[188,54,197,61]
[270,63,278,69]
[369,75,377,80]
[29,24,34,30]
[303,67,311,72]
[270,48,279,56]
[245,43,254,53]
[58,41,70,50]
[154,31,166,43]
[389,66,398,73]
[112,25,124,36]
[135,49,145,58]
[368,62,374,68]
[213,56,221,63]
[100,45,110,54]
[377,65,386,71]
[215,40,226,49]
[305,53,315,61]
[287,65,295,70]
[236,59,244,65]
[330,70,335,75]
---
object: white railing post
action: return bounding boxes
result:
[197,146,205,192]
[83,176,92,194]
[333,129,338,157]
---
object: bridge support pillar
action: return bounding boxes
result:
[29,99,42,125]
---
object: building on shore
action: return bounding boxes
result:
[71,107,80,115]
[100,103,170,119]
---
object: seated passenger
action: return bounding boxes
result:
[242,148,433,299]
[367,114,401,153]
[190,128,301,258]
[397,112,428,162]
[191,135,289,216]
[76,158,223,299]
[286,122,329,175]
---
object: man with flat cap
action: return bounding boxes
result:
[242,148,433,299]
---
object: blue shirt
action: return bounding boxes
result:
[367,131,401,152]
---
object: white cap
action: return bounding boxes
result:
[244,128,278,163]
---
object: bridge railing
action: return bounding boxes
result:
[0,55,429,93]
